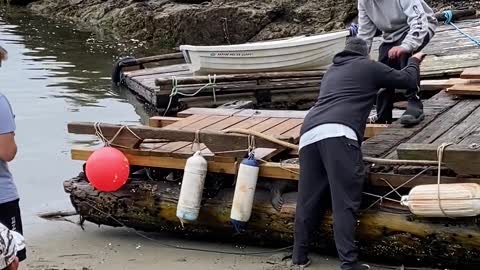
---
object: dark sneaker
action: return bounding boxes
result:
[400,98,424,126]
[287,258,312,269]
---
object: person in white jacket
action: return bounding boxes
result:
[0,222,25,270]
[357,0,438,126]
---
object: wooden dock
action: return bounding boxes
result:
[117,19,480,113]
[65,69,480,268]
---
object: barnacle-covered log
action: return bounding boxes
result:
[65,175,480,269]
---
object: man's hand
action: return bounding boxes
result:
[412,52,427,63]
[388,46,409,59]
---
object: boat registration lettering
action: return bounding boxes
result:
[210,52,254,57]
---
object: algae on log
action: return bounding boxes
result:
[64,176,480,269]
[5,0,38,5]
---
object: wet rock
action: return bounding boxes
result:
[27,0,480,47]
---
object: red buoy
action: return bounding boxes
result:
[85,147,130,192]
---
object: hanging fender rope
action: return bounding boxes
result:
[443,10,480,47]
[224,128,441,166]
[93,122,142,148]
[436,142,454,218]
[163,75,217,116]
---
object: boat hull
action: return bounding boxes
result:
[180,31,349,74]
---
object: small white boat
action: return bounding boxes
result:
[180,30,349,75]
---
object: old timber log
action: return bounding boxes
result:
[65,175,480,269]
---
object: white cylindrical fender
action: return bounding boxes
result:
[176,151,208,222]
[401,183,480,217]
[230,155,260,223]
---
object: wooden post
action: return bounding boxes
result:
[397,143,480,176]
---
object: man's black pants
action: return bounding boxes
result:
[0,199,26,262]
[376,35,430,123]
[293,136,365,270]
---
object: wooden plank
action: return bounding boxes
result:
[234,109,307,119]
[447,83,480,95]
[419,78,474,91]
[71,148,300,181]
[228,117,268,130]
[263,119,303,137]
[177,107,241,118]
[67,122,287,158]
[281,125,302,142]
[124,77,159,107]
[250,118,289,133]
[149,116,182,127]
[420,79,453,91]
[253,119,303,159]
[170,143,215,159]
[145,141,192,156]
[364,124,389,139]
[177,107,309,119]
[207,116,248,131]
[435,108,480,145]
[253,148,279,161]
[140,142,168,152]
[461,67,480,79]
[126,64,190,78]
[362,91,458,158]
[407,99,480,144]
[180,115,230,131]
[397,143,480,176]
[155,70,324,86]
[164,114,210,129]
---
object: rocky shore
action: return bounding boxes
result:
[21,0,480,47]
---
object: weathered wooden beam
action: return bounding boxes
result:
[364,124,389,139]
[123,52,184,66]
[396,143,480,176]
[65,176,480,269]
[461,67,480,79]
[177,107,309,118]
[420,78,469,91]
[155,70,324,87]
[447,83,480,96]
[434,9,477,22]
[149,116,182,127]
[71,148,300,180]
[67,122,290,157]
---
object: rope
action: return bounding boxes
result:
[191,130,202,152]
[436,142,453,218]
[248,135,256,155]
[93,122,142,148]
[443,10,480,47]
[361,167,431,212]
[163,75,217,116]
[94,122,110,146]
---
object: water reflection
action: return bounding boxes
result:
[0,6,154,215]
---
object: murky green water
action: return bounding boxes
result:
[0,6,155,218]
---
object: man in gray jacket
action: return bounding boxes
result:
[357,0,438,126]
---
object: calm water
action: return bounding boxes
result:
[0,6,155,219]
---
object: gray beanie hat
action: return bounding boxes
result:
[344,37,369,56]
